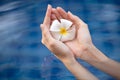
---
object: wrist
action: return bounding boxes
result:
[90,44,109,63]
[61,56,77,66]
[79,44,109,63]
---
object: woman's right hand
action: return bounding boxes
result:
[52,7,97,61]
[51,7,120,79]
[51,7,109,63]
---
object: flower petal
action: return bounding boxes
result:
[60,19,73,30]
[50,20,61,31]
[50,31,62,40]
[61,26,76,42]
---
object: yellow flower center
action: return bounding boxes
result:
[59,27,67,35]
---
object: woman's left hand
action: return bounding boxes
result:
[40,5,75,63]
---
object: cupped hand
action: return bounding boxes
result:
[40,5,75,62]
[51,7,94,60]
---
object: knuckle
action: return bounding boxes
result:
[42,31,47,38]
[49,41,55,47]
[40,24,44,29]
[43,33,48,39]
[43,30,47,34]
[41,39,45,44]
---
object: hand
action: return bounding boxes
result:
[40,5,75,63]
[51,7,94,61]
[50,7,120,79]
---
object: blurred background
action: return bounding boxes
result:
[0,0,120,80]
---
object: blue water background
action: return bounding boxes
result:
[0,0,120,80]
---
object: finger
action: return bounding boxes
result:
[43,4,52,26]
[52,8,62,21]
[51,13,57,25]
[51,13,57,20]
[67,11,87,28]
[56,7,68,19]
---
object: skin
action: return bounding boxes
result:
[53,7,120,79]
[40,4,120,80]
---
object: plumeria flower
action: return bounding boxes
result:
[50,19,76,42]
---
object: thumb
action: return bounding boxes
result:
[40,24,53,41]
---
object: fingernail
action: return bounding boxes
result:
[40,24,43,28]
[40,24,43,26]
[48,4,50,9]
[57,7,62,9]
[48,4,52,9]
[57,7,60,9]
[48,4,50,7]
[68,11,72,15]
[40,24,43,30]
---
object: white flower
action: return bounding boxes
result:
[50,19,76,42]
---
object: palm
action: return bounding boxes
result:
[65,25,92,58]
